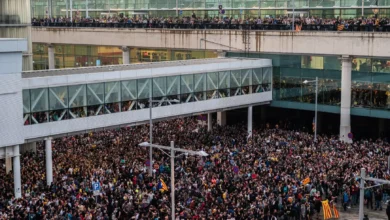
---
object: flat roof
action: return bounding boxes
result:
[22,58,265,78]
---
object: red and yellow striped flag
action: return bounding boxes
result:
[321,200,333,219]
[160,178,168,192]
[337,24,345,31]
[332,203,340,219]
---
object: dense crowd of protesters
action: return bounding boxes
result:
[1,118,390,219]
[32,15,390,31]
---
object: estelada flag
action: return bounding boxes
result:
[302,177,310,185]
[337,24,345,31]
[332,203,340,218]
[321,200,333,219]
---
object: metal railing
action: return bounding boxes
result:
[31,22,390,32]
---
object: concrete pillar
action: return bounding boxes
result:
[207,113,212,131]
[217,111,226,126]
[13,145,22,198]
[48,44,55,69]
[5,157,12,174]
[20,142,37,154]
[248,106,253,136]
[340,55,353,143]
[45,138,53,186]
[122,46,130,65]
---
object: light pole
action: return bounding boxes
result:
[303,77,318,142]
[357,168,390,220]
[139,141,208,220]
[148,97,180,176]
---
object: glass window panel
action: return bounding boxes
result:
[30,88,48,112]
[167,76,180,96]
[69,85,86,108]
[372,59,390,73]
[121,80,137,101]
[181,75,194,94]
[352,81,372,108]
[137,78,151,99]
[194,74,206,92]
[23,90,30,113]
[352,58,372,72]
[322,78,341,105]
[241,69,252,86]
[230,70,241,88]
[263,67,272,84]
[207,72,218,90]
[279,76,302,101]
[324,56,341,70]
[87,83,105,106]
[253,68,263,85]
[280,67,301,77]
[301,56,324,69]
[371,82,390,109]
[105,81,121,103]
[352,71,372,82]
[301,69,323,79]
[49,86,68,110]
[153,77,167,98]
[219,71,230,89]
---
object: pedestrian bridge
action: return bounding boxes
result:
[21,58,272,141]
[32,27,390,57]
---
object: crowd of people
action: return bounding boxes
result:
[32,15,390,31]
[1,118,390,219]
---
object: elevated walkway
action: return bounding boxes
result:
[21,58,272,141]
[32,27,390,57]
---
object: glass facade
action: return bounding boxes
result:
[22,67,272,125]
[32,0,390,19]
[228,52,390,113]
[32,43,217,70]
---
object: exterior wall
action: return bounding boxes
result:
[0,0,33,70]
[0,39,27,148]
[32,28,390,57]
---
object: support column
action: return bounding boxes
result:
[217,111,226,126]
[122,46,130,65]
[5,157,12,174]
[340,55,353,143]
[13,145,21,198]
[207,113,212,131]
[248,106,253,136]
[48,44,55,69]
[45,138,53,186]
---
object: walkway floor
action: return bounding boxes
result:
[336,205,387,220]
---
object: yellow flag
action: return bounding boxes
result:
[321,200,333,219]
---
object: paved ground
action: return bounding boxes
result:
[332,204,387,220]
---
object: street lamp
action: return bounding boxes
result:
[138,141,208,220]
[303,77,318,142]
[148,97,180,176]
